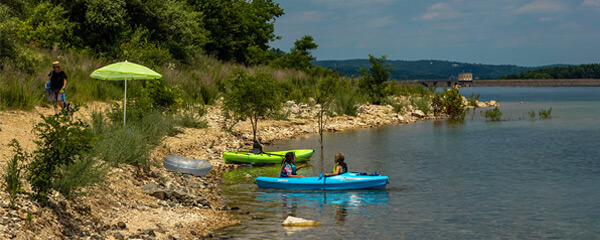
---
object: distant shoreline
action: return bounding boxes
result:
[473,79,600,87]
[399,79,600,87]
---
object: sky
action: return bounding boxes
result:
[269,0,600,66]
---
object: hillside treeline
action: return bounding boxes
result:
[499,64,600,79]
[0,0,321,70]
[314,59,548,80]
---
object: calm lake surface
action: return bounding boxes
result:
[214,87,600,239]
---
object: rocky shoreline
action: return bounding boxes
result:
[0,98,497,239]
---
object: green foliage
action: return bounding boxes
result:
[434,88,466,120]
[315,59,542,80]
[538,107,552,119]
[192,0,284,65]
[483,107,503,121]
[94,125,151,167]
[275,35,318,70]
[177,105,208,129]
[118,28,173,68]
[223,69,282,140]
[411,96,431,115]
[0,77,42,110]
[17,2,75,48]
[332,78,363,116]
[468,92,480,107]
[53,155,108,199]
[500,64,600,79]
[143,79,184,112]
[3,139,26,208]
[96,109,177,167]
[27,106,96,204]
[358,55,391,105]
[528,110,536,119]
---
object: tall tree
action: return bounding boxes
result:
[276,35,318,70]
[358,54,391,105]
[190,0,284,65]
[223,70,282,141]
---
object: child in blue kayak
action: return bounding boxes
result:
[324,152,348,177]
[280,152,306,178]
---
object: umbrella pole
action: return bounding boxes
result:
[124,77,127,127]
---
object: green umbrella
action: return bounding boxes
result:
[90,61,162,126]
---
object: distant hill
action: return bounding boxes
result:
[313,59,564,80]
[499,64,600,79]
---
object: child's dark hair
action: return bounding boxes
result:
[334,152,345,163]
[282,152,295,165]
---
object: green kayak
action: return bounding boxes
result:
[223,149,314,164]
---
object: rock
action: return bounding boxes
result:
[244,174,252,179]
[117,221,126,230]
[489,100,496,106]
[171,189,186,200]
[143,183,159,192]
[282,216,322,227]
[151,190,166,200]
[144,229,156,237]
[169,234,182,240]
[412,110,425,118]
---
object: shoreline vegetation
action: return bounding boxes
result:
[0,95,497,239]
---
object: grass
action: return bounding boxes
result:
[538,107,552,119]
[483,107,503,121]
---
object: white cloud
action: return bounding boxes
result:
[583,0,600,6]
[283,11,327,23]
[413,2,461,21]
[312,0,394,8]
[366,16,396,28]
[514,1,565,14]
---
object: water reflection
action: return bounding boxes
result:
[257,189,389,220]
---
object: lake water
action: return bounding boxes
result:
[214,87,600,239]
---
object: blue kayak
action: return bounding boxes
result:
[255,172,389,190]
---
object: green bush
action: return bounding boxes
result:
[27,106,96,204]
[177,105,208,129]
[468,92,480,107]
[94,125,151,167]
[0,77,42,110]
[332,78,363,116]
[538,107,552,119]
[411,96,431,115]
[3,139,26,208]
[528,110,536,119]
[484,107,503,121]
[440,88,466,120]
[53,155,108,199]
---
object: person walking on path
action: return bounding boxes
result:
[47,61,67,116]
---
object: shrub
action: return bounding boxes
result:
[528,110,536,119]
[53,155,108,199]
[538,107,552,119]
[177,105,208,129]
[468,92,480,107]
[0,77,41,110]
[27,106,96,204]
[484,107,503,121]
[411,96,431,115]
[94,125,151,167]
[3,139,26,208]
[440,88,466,120]
[332,78,363,116]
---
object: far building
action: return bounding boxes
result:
[458,72,473,87]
